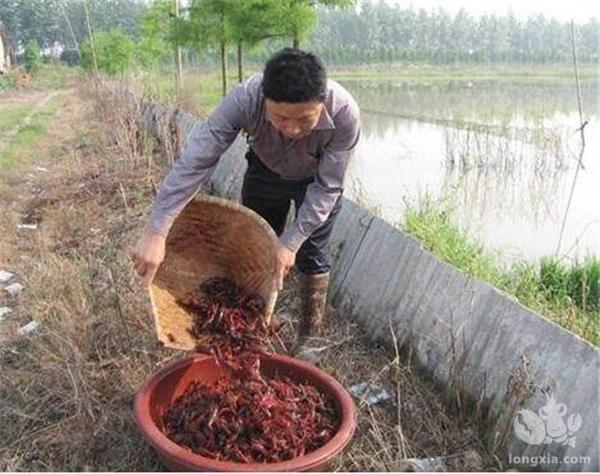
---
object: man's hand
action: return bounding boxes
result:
[273,241,296,291]
[131,231,166,288]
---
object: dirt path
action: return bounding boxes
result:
[0,88,50,110]
[0,84,503,471]
[0,90,61,153]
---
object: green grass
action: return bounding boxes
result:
[404,204,504,285]
[328,63,598,82]
[0,99,59,170]
[131,69,242,113]
[0,73,16,91]
[181,72,229,110]
[29,63,76,89]
[404,201,599,345]
[0,106,30,134]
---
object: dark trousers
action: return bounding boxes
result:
[241,149,342,275]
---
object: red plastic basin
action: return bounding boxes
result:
[133,353,357,471]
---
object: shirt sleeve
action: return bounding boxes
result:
[279,102,361,253]
[146,84,250,236]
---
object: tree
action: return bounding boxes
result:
[136,0,173,68]
[0,0,147,52]
[80,29,135,76]
[228,0,286,82]
[177,0,236,96]
[0,0,62,50]
[302,3,599,65]
[280,0,353,49]
[24,39,41,74]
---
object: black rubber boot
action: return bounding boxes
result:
[295,272,329,364]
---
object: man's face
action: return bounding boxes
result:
[265,99,323,140]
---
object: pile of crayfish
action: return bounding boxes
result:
[177,276,272,374]
[160,277,338,463]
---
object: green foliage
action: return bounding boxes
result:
[0,0,62,49]
[182,0,235,49]
[177,0,354,60]
[136,0,173,68]
[172,0,354,92]
[539,257,600,313]
[282,0,353,47]
[29,64,75,89]
[24,39,42,74]
[0,98,58,170]
[0,0,146,50]
[404,200,503,285]
[0,74,16,91]
[280,1,318,47]
[228,0,287,46]
[2,0,598,70]
[81,29,135,76]
[307,5,599,65]
[181,0,238,94]
[0,106,29,133]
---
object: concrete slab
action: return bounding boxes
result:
[208,137,247,199]
[333,217,425,342]
[327,197,374,303]
[334,221,598,469]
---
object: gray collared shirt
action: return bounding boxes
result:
[147,73,361,253]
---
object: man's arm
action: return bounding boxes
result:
[147,87,250,236]
[272,103,360,289]
[132,83,250,287]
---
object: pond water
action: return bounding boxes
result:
[340,78,599,263]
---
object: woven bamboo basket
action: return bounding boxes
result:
[149,195,279,351]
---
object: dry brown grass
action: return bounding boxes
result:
[274,281,500,472]
[0,82,174,471]
[0,80,501,471]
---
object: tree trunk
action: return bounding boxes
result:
[220,40,228,97]
[293,34,300,49]
[237,42,243,83]
[173,0,183,103]
[82,0,99,76]
[60,2,81,60]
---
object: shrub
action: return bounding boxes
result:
[81,29,135,76]
[24,39,42,74]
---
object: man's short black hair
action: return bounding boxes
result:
[262,48,327,103]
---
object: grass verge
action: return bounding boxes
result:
[0,97,60,170]
[29,63,77,90]
[0,73,16,91]
[0,106,30,134]
[0,83,166,471]
[327,63,598,81]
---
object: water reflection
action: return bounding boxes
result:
[342,79,600,262]
[341,78,599,124]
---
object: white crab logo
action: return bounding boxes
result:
[513,392,582,447]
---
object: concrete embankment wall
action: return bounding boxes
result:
[140,98,599,472]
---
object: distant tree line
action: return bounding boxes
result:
[0,0,353,91]
[305,3,599,64]
[0,0,146,51]
[0,0,596,72]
